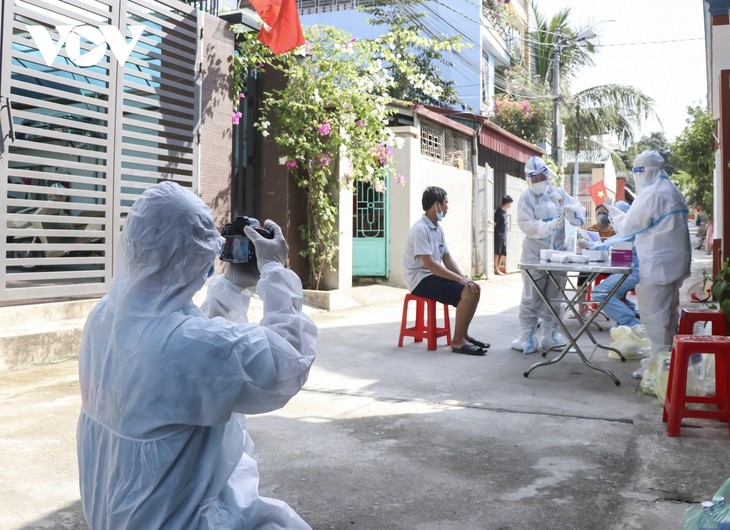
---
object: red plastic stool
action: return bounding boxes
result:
[678,308,728,335]
[398,294,451,351]
[662,335,730,437]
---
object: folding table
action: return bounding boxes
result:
[518,261,634,386]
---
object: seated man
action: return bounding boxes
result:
[590,201,640,328]
[403,186,489,356]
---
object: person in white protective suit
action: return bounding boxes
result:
[606,150,690,378]
[511,156,586,354]
[76,181,317,530]
[588,201,641,328]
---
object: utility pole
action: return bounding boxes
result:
[551,29,562,179]
[572,102,580,198]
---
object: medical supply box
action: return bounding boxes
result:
[610,242,633,265]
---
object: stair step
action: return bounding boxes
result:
[0,300,97,373]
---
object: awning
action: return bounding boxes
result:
[478,121,545,163]
[414,105,545,163]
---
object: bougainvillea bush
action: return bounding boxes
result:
[230,24,460,289]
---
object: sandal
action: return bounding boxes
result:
[451,343,486,356]
[468,337,490,349]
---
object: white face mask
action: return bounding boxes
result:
[436,205,444,222]
[529,180,548,195]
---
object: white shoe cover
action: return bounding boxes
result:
[541,326,567,350]
[512,331,539,355]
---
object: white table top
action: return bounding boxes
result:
[518,261,633,275]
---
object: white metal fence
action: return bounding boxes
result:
[0,0,201,302]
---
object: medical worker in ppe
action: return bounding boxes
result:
[606,150,690,377]
[589,201,641,328]
[76,181,317,529]
[511,156,586,354]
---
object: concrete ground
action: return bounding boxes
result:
[1,231,728,530]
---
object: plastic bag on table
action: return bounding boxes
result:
[608,324,652,360]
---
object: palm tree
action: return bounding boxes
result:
[505,2,656,173]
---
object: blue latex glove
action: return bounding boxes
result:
[563,204,585,227]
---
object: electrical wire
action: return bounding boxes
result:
[351,0,702,107]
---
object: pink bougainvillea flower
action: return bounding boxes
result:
[285,159,298,168]
[395,174,406,185]
[238,92,246,100]
[317,153,331,166]
[373,143,391,165]
[374,181,386,193]
[231,111,243,125]
[356,119,365,127]
[318,118,332,136]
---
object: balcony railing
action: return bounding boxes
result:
[182,0,220,16]
[296,0,378,15]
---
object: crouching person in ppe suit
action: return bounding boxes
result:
[76,181,317,530]
[589,201,641,328]
[606,150,690,378]
[511,156,586,354]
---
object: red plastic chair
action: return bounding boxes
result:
[677,308,728,336]
[398,294,451,351]
[662,335,730,437]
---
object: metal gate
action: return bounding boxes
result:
[352,180,388,277]
[472,163,493,278]
[0,0,201,302]
[505,173,527,272]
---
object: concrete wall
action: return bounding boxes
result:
[388,126,474,289]
[708,10,730,241]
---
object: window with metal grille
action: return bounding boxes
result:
[420,123,442,161]
[444,130,473,171]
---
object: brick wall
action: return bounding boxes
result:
[199,12,234,232]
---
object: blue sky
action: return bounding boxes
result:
[228,0,707,142]
[535,0,707,141]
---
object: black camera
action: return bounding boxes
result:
[219,216,274,263]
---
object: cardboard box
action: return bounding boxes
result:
[610,242,633,265]
[540,249,557,261]
[585,249,609,262]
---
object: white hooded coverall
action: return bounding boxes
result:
[76,182,317,529]
[608,151,691,354]
[516,179,585,348]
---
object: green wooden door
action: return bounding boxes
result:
[352,181,388,277]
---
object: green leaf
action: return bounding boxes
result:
[713,280,729,302]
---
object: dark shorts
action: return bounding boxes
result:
[412,274,464,307]
[494,235,506,256]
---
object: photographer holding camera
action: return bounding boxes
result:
[76,181,317,529]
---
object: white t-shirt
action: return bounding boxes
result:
[403,215,449,292]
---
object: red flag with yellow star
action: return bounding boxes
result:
[249,0,305,55]
[588,180,608,207]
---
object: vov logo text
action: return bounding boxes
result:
[26,25,145,67]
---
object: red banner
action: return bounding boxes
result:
[588,180,608,207]
[249,0,305,55]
